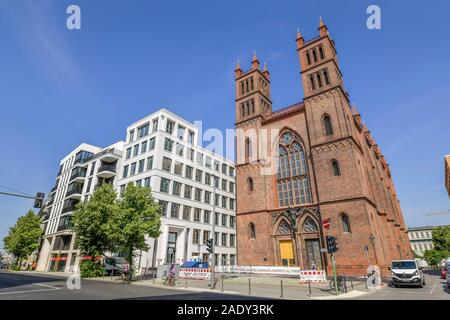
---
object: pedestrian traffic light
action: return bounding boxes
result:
[206,238,214,253]
[326,235,338,254]
[33,192,45,209]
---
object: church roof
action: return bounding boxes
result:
[262,101,304,124]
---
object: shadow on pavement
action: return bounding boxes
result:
[117,292,272,300]
[0,271,63,290]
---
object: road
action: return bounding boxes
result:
[0,271,259,300]
[360,271,449,300]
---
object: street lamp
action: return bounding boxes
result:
[210,174,217,289]
[285,207,301,267]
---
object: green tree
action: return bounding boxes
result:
[72,184,119,277]
[108,183,161,280]
[3,210,42,267]
[432,227,450,252]
[423,249,446,266]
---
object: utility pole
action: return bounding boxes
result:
[210,174,217,289]
[331,252,338,296]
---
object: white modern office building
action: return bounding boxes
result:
[36,142,124,272]
[117,109,236,272]
[37,108,236,273]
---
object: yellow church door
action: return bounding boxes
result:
[279,240,295,266]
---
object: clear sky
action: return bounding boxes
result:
[1,0,449,246]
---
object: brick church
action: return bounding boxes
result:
[234,19,413,276]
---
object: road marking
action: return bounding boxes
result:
[0,283,60,296]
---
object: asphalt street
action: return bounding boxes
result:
[0,271,260,300]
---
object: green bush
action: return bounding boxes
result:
[79,260,105,278]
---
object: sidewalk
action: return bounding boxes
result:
[88,273,373,300]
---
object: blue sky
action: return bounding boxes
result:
[1,0,449,246]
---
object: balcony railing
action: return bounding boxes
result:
[61,204,77,214]
[70,171,86,181]
[57,223,73,232]
[66,186,83,197]
[50,185,58,193]
[98,164,117,173]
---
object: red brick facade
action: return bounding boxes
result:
[234,20,413,276]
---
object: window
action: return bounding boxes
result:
[277,130,312,206]
[187,148,194,161]
[176,143,184,157]
[230,216,236,229]
[323,115,333,136]
[130,162,136,176]
[193,208,201,222]
[195,170,203,183]
[203,231,210,244]
[222,233,227,247]
[214,176,219,188]
[215,212,220,225]
[245,138,251,162]
[303,217,318,232]
[138,123,149,138]
[160,178,170,193]
[230,199,235,210]
[170,203,180,219]
[188,130,195,144]
[152,118,159,132]
[229,182,235,193]
[332,160,341,176]
[319,46,325,60]
[174,162,183,175]
[185,166,193,179]
[192,229,200,244]
[122,165,129,178]
[205,157,212,168]
[138,159,145,173]
[306,52,311,65]
[133,145,139,157]
[222,164,227,174]
[249,223,256,239]
[149,137,156,150]
[221,179,227,191]
[247,177,254,191]
[166,120,175,134]
[195,188,202,202]
[221,196,227,208]
[204,211,211,224]
[215,194,220,206]
[164,138,174,152]
[177,126,185,140]
[342,214,351,233]
[144,177,151,188]
[214,161,220,171]
[204,191,211,204]
[141,141,147,154]
[313,49,318,62]
[222,214,228,227]
[310,76,316,91]
[146,156,153,171]
[136,180,142,187]
[230,234,236,247]
[126,148,132,159]
[128,129,135,143]
[172,182,182,196]
[323,69,330,85]
[162,157,172,172]
[196,152,203,165]
[205,173,211,185]
[184,185,192,199]
[182,206,191,220]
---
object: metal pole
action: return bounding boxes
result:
[210,175,217,290]
[344,277,347,293]
[248,277,251,295]
[185,277,188,288]
[221,275,224,292]
[331,253,338,296]
[308,280,312,297]
[350,279,354,290]
[280,280,284,298]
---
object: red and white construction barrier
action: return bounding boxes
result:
[179,268,211,280]
[299,270,327,283]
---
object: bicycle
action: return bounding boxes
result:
[329,275,346,292]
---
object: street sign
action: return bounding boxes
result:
[322,218,330,230]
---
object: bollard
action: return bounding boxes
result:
[111,269,114,280]
[308,280,312,297]
[344,277,348,293]
[221,275,224,292]
[365,276,368,289]
[280,280,284,298]
[248,278,251,295]
[350,279,354,290]
[185,277,188,288]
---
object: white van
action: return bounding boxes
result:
[390,259,426,288]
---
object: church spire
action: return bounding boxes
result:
[252,51,260,70]
[318,16,328,37]
[296,28,304,49]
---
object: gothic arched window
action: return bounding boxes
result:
[332,160,341,176]
[306,52,311,65]
[303,217,319,232]
[313,49,318,62]
[319,46,325,60]
[278,220,291,234]
[245,138,251,162]
[341,214,351,233]
[323,115,333,136]
[247,177,254,192]
[323,69,330,85]
[276,130,312,207]
[249,223,256,239]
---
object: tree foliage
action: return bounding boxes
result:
[108,183,161,278]
[423,226,450,266]
[3,210,42,265]
[72,183,118,257]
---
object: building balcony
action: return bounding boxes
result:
[50,185,58,194]
[96,148,122,163]
[97,164,117,179]
[61,205,76,214]
[57,223,73,232]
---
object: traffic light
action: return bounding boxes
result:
[206,238,214,253]
[326,235,338,254]
[33,192,45,209]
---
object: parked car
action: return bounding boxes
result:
[441,266,447,279]
[103,257,129,275]
[389,259,426,288]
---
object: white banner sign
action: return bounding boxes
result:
[299,270,327,283]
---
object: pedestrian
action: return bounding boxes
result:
[311,260,317,270]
